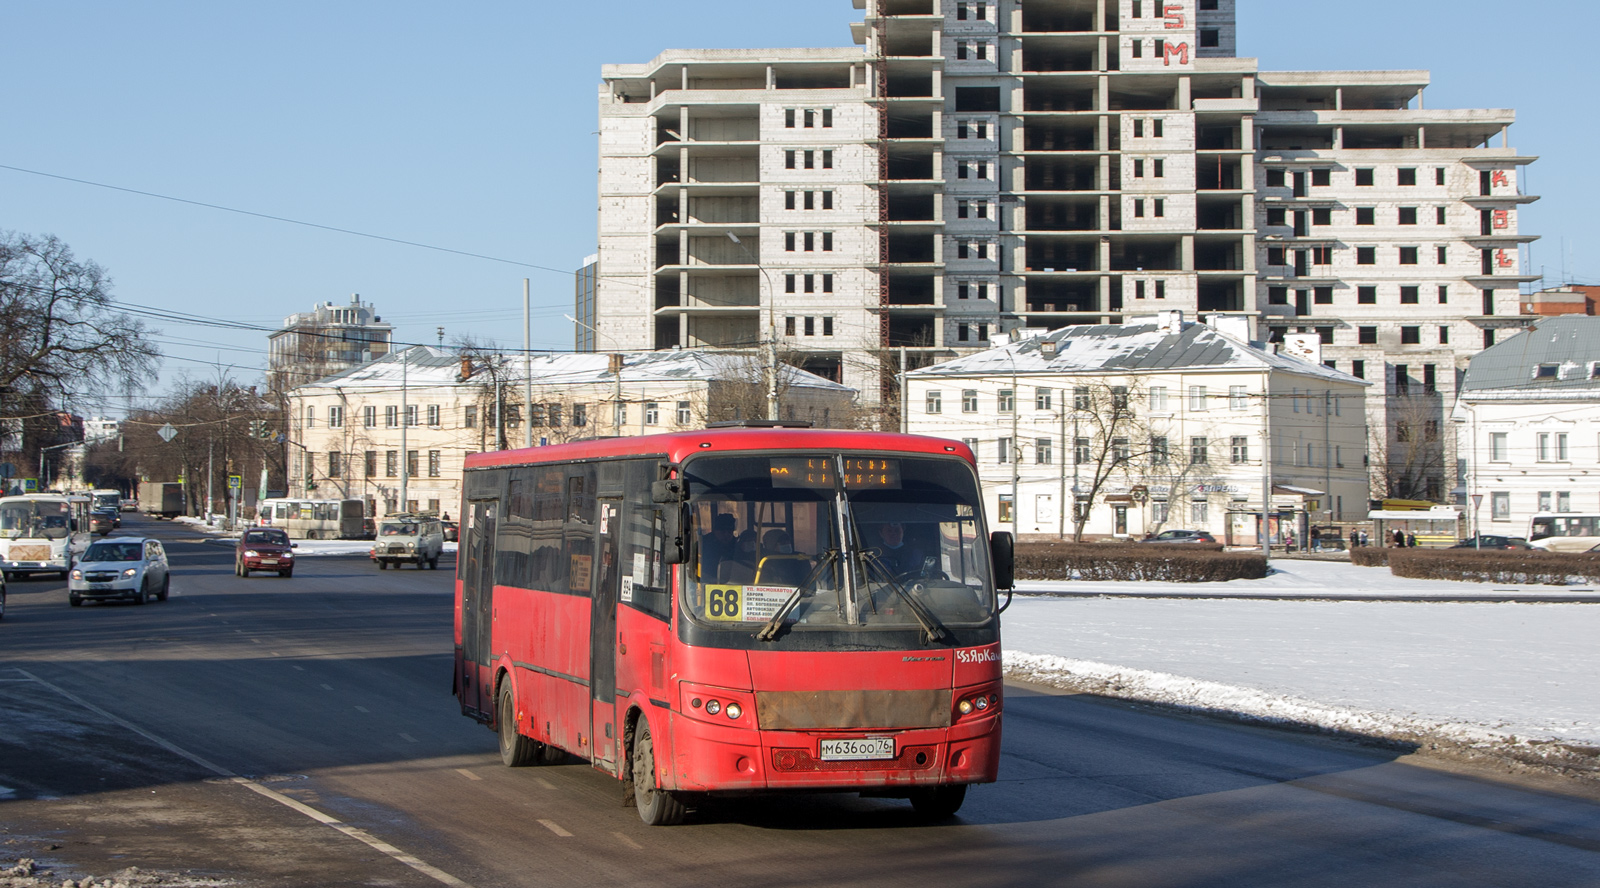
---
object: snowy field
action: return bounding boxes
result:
[1007,560,1600,752]
[171,517,457,555]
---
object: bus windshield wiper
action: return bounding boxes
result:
[858,551,947,645]
[756,549,838,642]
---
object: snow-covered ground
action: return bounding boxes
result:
[1007,560,1600,753]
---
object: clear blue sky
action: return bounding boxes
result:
[3,1,1594,410]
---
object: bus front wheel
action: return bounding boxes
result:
[909,784,967,820]
[631,719,685,825]
[497,679,541,767]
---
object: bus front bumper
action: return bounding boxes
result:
[666,711,1001,793]
[4,561,67,575]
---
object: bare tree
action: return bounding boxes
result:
[1373,393,1447,501]
[0,231,161,410]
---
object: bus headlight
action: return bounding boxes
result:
[705,700,721,715]
[724,702,742,720]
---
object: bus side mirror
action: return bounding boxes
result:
[659,506,686,565]
[989,531,1014,591]
[652,480,683,504]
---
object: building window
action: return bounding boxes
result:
[1401,286,1420,304]
[1399,247,1419,265]
[926,390,942,414]
[1355,168,1374,186]
[1358,326,1378,344]
[328,406,344,428]
[1190,437,1209,465]
[427,404,440,426]
[1112,437,1131,464]
[463,405,477,428]
[1149,386,1168,412]
[385,450,398,478]
[1074,437,1090,464]
[1150,436,1169,466]
[1230,386,1248,411]
[1356,207,1375,226]
[962,390,979,413]
[327,451,341,478]
[365,451,377,478]
[997,437,1012,465]
[1538,433,1552,462]
[1034,387,1053,411]
[1491,492,1510,520]
[363,405,376,428]
[1538,491,1553,512]
[997,494,1014,524]
[1191,499,1209,524]
[962,437,979,460]
[1488,432,1508,462]
[1398,207,1418,225]
[407,450,419,478]
[998,389,1015,413]
[1073,387,1090,411]
[1398,167,1417,186]
[1231,436,1249,464]
[1357,247,1376,265]
[1559,491,1573,513]
[572,403,588,427]
[1352,360,1365,379]
[1558,433,1570,461]
[1188,386,1207,411]
[1035,438,1053,465]
[428,450,441,478]
[1357,286,1376,304]
[676,401,692,425]
[1401,326,1421,344]
[385,405,398,428]
[405,405,418,427]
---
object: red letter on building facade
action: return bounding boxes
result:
[1164,5,1186,28]
[1493,209,1509,229]
[1492,170,1510,188]
[1162,42,1190,65]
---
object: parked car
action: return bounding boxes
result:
[88,508,118,535]
[236,527,297,578]
[1139,529,1218,544]
[370,516,445,569]
[68,537,170,606]
[1452,535,1533,550]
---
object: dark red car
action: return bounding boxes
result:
[236,527,297,578]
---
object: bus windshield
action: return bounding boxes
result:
[0,501,72,540]
[681,453,994,635]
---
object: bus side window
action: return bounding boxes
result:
[622,460,671,621]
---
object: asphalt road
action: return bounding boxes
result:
[2,514,1599,887]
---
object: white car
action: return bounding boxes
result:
[68,537,171,606]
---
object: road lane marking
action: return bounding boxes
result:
[536,778,555,790]
[455,769,482,781]
[399,733,417,743]
[612,831,641,849]
[355,706,370,713]
[537,819,572,837]
[321,684,334,690]
[291,665,305,671]
[16,668,476,888]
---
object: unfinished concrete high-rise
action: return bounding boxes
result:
[593,0,1537,500]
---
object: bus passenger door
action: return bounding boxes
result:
[590,497,621,773]
[460,499,498,719]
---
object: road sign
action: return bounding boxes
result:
[22,479,37,493]
[158,423,178,443]
[1471,494,1484,510]
[227,474,242,492]
[0,463,13,479]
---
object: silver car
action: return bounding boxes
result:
[68,537,171,606]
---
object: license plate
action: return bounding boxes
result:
[259,559,278,565]
[89,583,111,590]
[819,737,895,761]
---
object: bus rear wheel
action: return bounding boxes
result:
[497,679,542,767]
[631,719,685,825]
[909,784,967,820]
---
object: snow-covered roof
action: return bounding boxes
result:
[908,320,1364,384]
[292,346,855,394]
[1460,317,1600,400]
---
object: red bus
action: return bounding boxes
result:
[453,425,1014,824]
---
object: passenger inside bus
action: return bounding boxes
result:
[698,512,738,579]
[717,530,761,584]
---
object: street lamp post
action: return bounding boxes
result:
[726,232,779,422]
[566,315,626,437]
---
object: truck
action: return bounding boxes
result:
[138,481,185,519]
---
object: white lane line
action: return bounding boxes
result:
[612,831,642,849]
[16,668,476,888]
[355,706,370,713]
[536,778,555,790]
[537,819,572,837]
[291,665,305,671]
[455,769,482,781]
[321,684,334,690]
[399,733,418,743]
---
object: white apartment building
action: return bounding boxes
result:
[1454,317,1600,541]
[593,0,1536,498]
[286,346,855,519]
[268,294,394,395]
[905,313,1369,544]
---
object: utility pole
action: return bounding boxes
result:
[399,347,409,514]
[524,279,534,449]
[207,439,214,524]
[1260,369,1272,560]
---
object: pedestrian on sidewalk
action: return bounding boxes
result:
[1349,529,1360,550]
[1310,527,1323,552]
